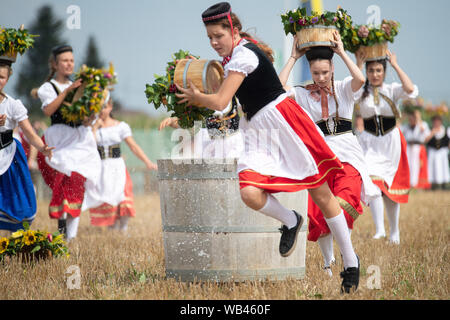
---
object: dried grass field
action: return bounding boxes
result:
[0,190,448,301]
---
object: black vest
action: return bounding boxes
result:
[48,82,82,127]
[427,130,449,150]
[235,43,286,121]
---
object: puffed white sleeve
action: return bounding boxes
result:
[119,122,132,140]
[391,82,419,103]
[37,82,57,110]
[11,98,29,123]
[224,45,259,77]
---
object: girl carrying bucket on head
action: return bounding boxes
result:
[278,34,379,277]
[355,49,419,244]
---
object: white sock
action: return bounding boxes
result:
[119,216,129,232]
[324,210,358,269]
[317,233,335,267]
[369,195,386,237]
[384,196,400,244]
[259,194,297,228]
[66,215,80,240]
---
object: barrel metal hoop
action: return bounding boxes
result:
[165,267,306,282]
[163,224,307,233]
[182,59,193,89]
[202,60,212,94]
[158,171,238,180]
[297,41,334,49]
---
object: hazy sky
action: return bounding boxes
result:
[1,0,448,115]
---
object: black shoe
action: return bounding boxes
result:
[58,218,67,237]
[340,255,360,294]
[279,211,304,257]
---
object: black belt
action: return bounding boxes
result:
[316,118,353,136]
[363,116,396,136]
[98,144,121,159]
[0,130,13,150]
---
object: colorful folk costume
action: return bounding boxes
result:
[82,119,136,230]
[426,119,449,189]
[0,93,36,231]
[36,45,101,240]
[401,119,431,189]
[288,48,379,271]
[357,81,419,243]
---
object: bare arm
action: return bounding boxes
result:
[331,31,365,92]
[124,136,157,170]
[175,71,245,111]
[387,50,415,95]
[18,118,54,159]
[42,79,83,117]
[159,117,180,131]
[279,35,307,90]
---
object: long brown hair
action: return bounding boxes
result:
[361,59,387,101]
[203,12,274,63]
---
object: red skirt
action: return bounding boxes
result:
[371,131,411,203]
[307,163,363,242]
[89,169,136,226]
[416,145,431,189]
[37,136,86,219]
[239,97,343,192]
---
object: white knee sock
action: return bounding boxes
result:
[317,233,335,267]
[324,210,358,269]
[384,196,400,244]
[369,195,386,238]
[259,194,297,228]
[66,215,80,240]
[119,216,129,232]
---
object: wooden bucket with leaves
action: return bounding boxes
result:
[173,59,224,105]
[296,25,337,49]
[357,42,388,62]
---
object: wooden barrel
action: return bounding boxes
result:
[157,159,307,282]
[173,59,224,96]
[357,42,388,62]
[296,25,337,50]
[0,51,17,63]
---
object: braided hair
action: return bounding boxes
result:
[362,59,387,100]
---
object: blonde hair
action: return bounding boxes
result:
[0,63,13,78]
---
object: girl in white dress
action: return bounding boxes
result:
[0,60,53,231]
[279,34,379,276]
[83,95,157,232]
[356,50,419,244]
[175,2,360,293]
[425,115,449,189]
[36,45,101,241]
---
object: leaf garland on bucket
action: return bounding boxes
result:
[61,63,117,123]
[145,50,214,129]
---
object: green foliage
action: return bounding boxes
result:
[280,7,353,36]
[342,19,400,53]
[0,26,38,56]
[144,49,214,129]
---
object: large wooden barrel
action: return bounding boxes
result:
[296,25,337,50]
[157,159,307,282]
[173,59,224,96]
[357,42,388,62]
[0,51,17,63]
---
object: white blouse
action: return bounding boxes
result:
[95,121,132,147]
[37,79,72,110]
[357,82,419,118]
[224,39,259,78]
[0,94,29,175]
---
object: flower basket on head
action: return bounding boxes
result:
[0,25,38,64]
[61,63,117,124]
[343,19,400,61]
[281,7,353,50]
[145,50,220,129]
[0,222,69,263]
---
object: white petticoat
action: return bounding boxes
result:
[427,147,450,184]
[82,157,126,211]
[357,127,402,187]
[0,141,17,175]
[237,93,319,180]
[43,124,101,185]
